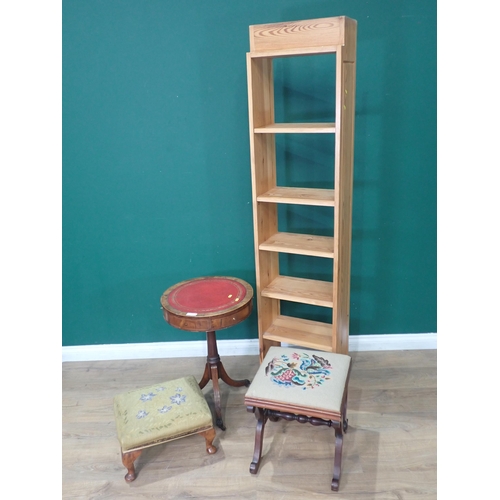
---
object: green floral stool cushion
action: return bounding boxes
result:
[114,375,213,453]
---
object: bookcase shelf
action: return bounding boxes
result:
[257,187,335,207]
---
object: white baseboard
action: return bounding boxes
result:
[62,333,437,362]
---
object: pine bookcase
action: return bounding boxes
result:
[246,16,357,359]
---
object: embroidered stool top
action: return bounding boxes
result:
[114,375,213,453]
[245,346,351,419]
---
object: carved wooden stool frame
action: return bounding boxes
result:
[121,427,217,482]
[246,372,350,492]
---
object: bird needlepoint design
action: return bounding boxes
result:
[265,352,332,389]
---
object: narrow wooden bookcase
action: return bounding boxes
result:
[246,16,357,359]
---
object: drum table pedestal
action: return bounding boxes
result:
[161,276,253,430]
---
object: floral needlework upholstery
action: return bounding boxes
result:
[245,347,351,415]
[114,375,213,452]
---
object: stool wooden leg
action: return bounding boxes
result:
[249,407,268,474]
[331,429,344,492]
[199,427,218,455]
[332,391,349,490]
[121,449,142,482]
[342,389,349,433]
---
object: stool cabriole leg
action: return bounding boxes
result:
[199,427,218,454]
[121,449,142,482]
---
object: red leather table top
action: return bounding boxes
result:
[161,276,253,318]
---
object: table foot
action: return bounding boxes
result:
[215,417,226,431]
[218,362,250,388]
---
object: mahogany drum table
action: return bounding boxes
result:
[161,276,253,430]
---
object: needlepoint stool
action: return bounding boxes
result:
[244,346,352,492]
[113,375,217,482]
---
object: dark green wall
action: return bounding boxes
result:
[63,0,437,346]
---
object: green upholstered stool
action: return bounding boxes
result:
[244,346,352,492]
[114,375,217,482]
